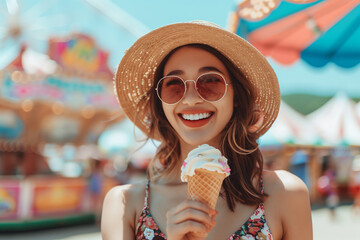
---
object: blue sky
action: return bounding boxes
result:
[1,0,359,98]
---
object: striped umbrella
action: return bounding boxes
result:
[231,0,360,68]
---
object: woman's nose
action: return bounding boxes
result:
[181,81,203,105]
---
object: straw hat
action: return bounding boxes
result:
[114,21,280,139]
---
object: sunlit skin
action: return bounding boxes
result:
[101,46,313,240]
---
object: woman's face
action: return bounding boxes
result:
[161,46,234,147]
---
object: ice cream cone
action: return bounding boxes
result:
[181,144,230,238]
[187,168,227,209]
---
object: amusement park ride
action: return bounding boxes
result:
[0,0,125,229]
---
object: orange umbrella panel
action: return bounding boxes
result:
[235,0,360,68]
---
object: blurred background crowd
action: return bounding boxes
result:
[0,0,359,239]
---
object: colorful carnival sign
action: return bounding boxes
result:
[0,72,118,110]
[32,178,87,217]
[0,32,122,147]
[48,34,113,78]
[0,180,20,220]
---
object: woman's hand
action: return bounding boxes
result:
[166,200,217,240]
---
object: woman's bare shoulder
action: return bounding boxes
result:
[104,181,147,216]
[101,181,147,239]
[263,170,313,240]
[263,169,309,195]
[106,181,147,201]
[262,170,311,220]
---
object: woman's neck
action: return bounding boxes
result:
[179,139,221,160]
[156,166,184,185]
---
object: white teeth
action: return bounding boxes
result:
[182,112,211,121]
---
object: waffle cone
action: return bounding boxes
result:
[187,168,226,209]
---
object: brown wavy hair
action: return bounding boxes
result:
[142,44,264,211]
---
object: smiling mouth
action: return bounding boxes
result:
[178,112,214,128]
[180,112,212,121]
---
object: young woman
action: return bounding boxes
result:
[102,21,313,240]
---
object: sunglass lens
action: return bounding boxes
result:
[197,74,226,101]
[158,76,185,104]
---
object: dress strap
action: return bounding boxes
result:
[144,178,150,210]
[135,178,151,234]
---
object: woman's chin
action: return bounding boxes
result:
[180,135,219,148]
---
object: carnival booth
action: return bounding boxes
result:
[0,34,120,230]
[306,93,360,199]
[258,98,360,202]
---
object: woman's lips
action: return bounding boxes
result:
[178,111,214,128]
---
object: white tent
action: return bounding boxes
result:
[306,92,360,146]
[259,101,320,146]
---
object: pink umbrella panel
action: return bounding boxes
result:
[234,0,360,68]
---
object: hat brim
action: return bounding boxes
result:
[115,21,280,140]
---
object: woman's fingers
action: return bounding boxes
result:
[167,219,209,238]
[166,200,217,240]
[166,200,216,227]
[170,207,214,226]
[169,199,216,217]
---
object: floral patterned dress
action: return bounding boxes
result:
[135,178,273,240]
